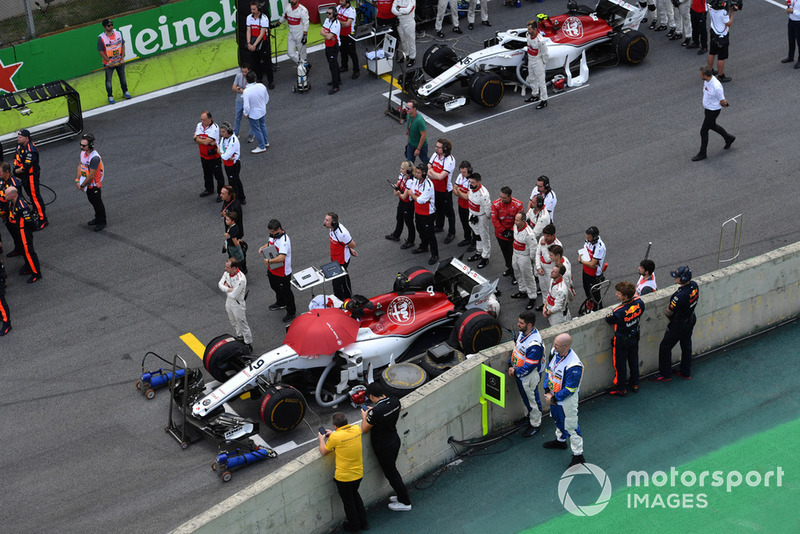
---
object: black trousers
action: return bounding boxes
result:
[496,236,513,270]
[699,109,731,154]
[334,478,368,531]
[224,161,246,201]
[458,205,474,242]
[374,437,411,505]
[690,9,707,49]
[340,34,359,72]
[658,316,696,378]
[201,157,225,194]
[268,271,296,315]
[333,260,353,300]
[612,336,640,388]
[392,200,415,244]
[789,19,800,59]
[0,276,9,328]
[19,223,40,275]
[21,173,46,223]
[415,212,438,256]
[86,187,106,225]
[247,38,273,85]
[433,191,456,235]
[5,221,23,253]
[582,271,604,309]
[326,45,341,89]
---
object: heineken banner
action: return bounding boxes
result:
[0,0,286,94]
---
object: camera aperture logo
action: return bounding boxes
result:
[558,463,613,517]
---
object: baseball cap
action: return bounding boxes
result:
[18,129,31,137]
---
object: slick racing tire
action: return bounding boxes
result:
[614,29,649,65]
[381,362,428,398]
[203,334,250,382]
[260,384,307,432]
[468,72,505,108]
[422,44,459,77]
[450,308,502,354]
[419,349,467,378]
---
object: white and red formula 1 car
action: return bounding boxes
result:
[403,0,649,110]
[174,258,503,443]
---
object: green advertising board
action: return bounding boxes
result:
[0,0,288,94]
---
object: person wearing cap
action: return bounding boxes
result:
[98,19,132,104]
[76,133,107,232]
[1,162,24,256]
[651,266,700,382]
[13,130,47,231]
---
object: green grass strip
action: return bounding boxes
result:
[525,417,800,533]
[2,26,323,134]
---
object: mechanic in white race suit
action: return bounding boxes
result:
[526,193,550,243]
[671,0,692,44]
[508,310,545,437]
[466,172,492,265]
[544,333,585,466]
[392,0,417,67]
[218,257,252,350]
[510,212,538,311]
[544,263,572,327]
[279,0,310,67]
[525,19,549,109]
[435,0,461,37]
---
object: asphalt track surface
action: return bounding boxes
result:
[2,1,798,532]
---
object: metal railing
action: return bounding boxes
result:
[717,213,743,268]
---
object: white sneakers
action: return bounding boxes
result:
[251,147,266,154]
[388,497,412,512]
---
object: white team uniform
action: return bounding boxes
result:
[526,207,551,243]
[526,32,549,101]
[280,2,310,65]
[545,276,572,326]
[219,269,252,344]
[392,0,417,60]
[435,0,460,31]
[535,237,562,300]
[468,184,492,259]
[512,224,537,299]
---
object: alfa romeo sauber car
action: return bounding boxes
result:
[403,0,649,110]
[174,258,502,443]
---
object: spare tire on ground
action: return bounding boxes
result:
[449,308,503,354]
[381,362,428,398]
[260,384,307,432]
[419,346,467,378]
[203,334,250,382]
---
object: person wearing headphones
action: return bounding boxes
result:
[526,194,550,243]
[528,175,557,222]
[578,226,607,309]
[219,122,246,204]
[651,266,700,381]
[259,219,296,322]
[427,138,456,244]
[385,161,416,249]
[324,212,357,300]
[452,161,475,250]
[409,163,439,265]
[321,7,342,95]
[534,224,561,310]
[14,129,47,230]
[76,134,107,232]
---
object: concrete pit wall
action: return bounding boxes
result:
[175,242,800,534]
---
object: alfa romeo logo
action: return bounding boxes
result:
[558,463,612,516]
[387,296,414,325]
[562,17,584,39]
